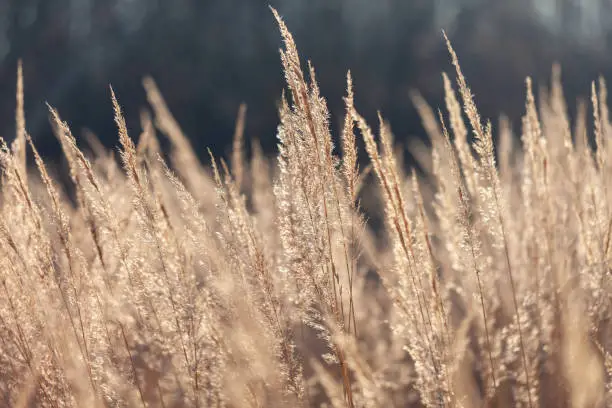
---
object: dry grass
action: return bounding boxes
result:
[0,8,611,408]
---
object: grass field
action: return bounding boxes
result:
[0,7,609,408]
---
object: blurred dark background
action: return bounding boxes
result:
[1,0,612,163]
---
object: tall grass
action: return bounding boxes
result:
[0,8,610,408]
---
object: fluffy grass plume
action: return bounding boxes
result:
[0,8,610,408]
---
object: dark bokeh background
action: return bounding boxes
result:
[1,0,612,162]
